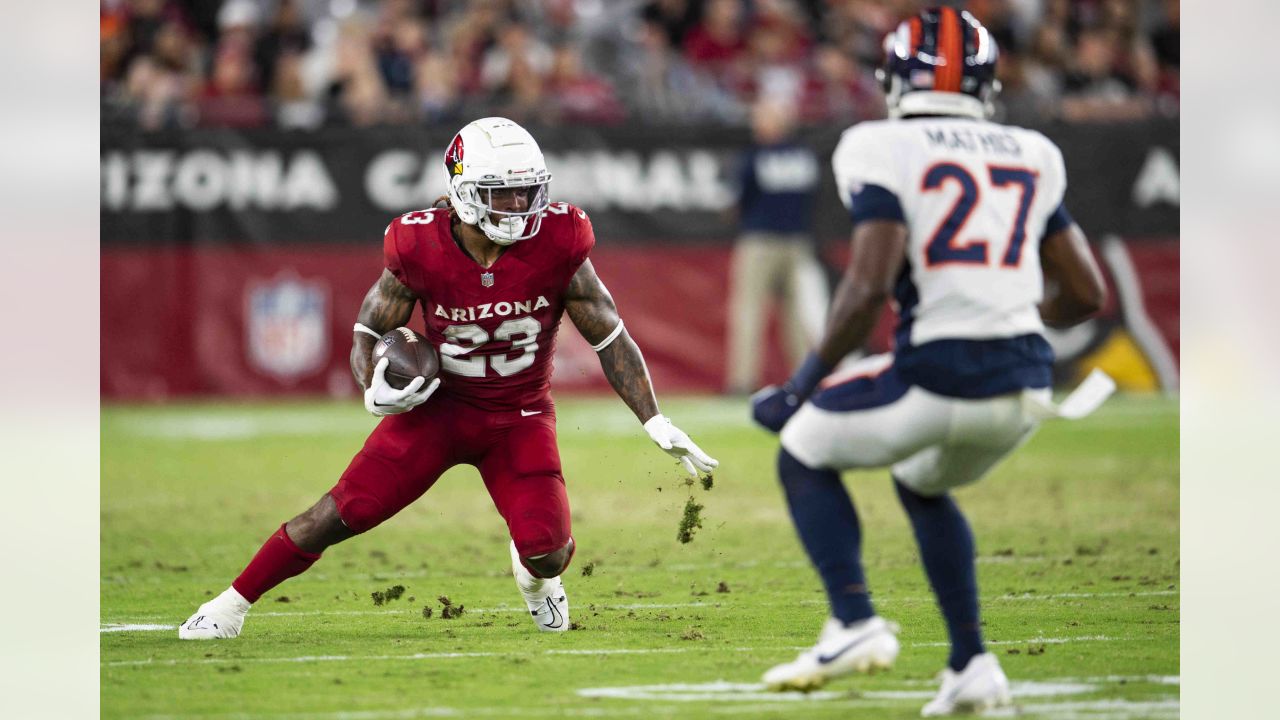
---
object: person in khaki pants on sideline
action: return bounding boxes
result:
[726,101,829,395]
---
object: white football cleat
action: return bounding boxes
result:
[763,615,900,691]
[178,587,251,640]
[921,652,1012,716]
[509,541,569,632]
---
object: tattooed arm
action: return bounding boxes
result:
[350,269,420,389]
[566,260,718,475]
[564,260,660,423]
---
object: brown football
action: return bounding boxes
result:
[373,327,440,390]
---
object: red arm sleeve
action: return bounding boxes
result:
[570,206,596,273]
[383,219,409,286]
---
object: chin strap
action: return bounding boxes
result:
[591,320,626,352]
[353,323,382,340]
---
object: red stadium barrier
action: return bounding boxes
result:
[101,241,1177,400]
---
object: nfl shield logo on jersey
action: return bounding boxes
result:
[481,272,495,287]
[246,274,330,382]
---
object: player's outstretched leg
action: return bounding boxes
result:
[893,478,1011,715]
[509,539,571,632]
[179,494,352,640]
[763,449,899,691]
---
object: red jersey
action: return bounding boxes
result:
[382,202,595,412]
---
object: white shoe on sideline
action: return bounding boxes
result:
[178,587,251,640]
[921,652,1012,716]
[509,542,569,632]
[763,615,900,691]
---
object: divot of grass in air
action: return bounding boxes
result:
[677,497,704,544]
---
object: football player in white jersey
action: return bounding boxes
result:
[751,7,1109,716]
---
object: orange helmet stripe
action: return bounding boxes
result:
[935,7,963,92]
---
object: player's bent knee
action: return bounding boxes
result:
[287,494,356,553]
[506,479,572,568]
[522,537,575,578]
[332,493,390,536]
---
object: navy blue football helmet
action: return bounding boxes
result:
[877,6,1000,119]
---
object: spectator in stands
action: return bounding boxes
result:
[624,18,737,123]
[272,49,324,129]
[1149,0,1178,111]
[413,50,463,123]
[642,0,699,49]
[481,24,553,122]
[199,44,268,127]
[441,1,503,96]
[725,100,827,395]
[100,0,1181,130]
[196,1,267,128]
[545,44,626,125]
[800,43,883,123]
[377,19,430,97]
[994,32,1061,125]
[326,17,389,127]
[683,0,749,69]
[1060,27,1151,122]
[121,18,200,129]
[747,20,806,108]
[254,0,312,100]
[101,8,132,88]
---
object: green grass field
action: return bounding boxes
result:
[102,394,1178,719]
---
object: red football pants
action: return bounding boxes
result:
[328,394,571,558]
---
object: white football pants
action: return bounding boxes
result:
[780,354,1053,497]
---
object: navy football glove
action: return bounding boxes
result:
[750,354,832,433]
[751,385,803,432]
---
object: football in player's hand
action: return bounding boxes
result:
[374,327,440,390]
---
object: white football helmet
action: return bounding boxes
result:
[444,117,552,245]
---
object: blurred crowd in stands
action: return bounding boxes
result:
[100,0,1180,131]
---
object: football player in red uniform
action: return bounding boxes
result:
[179,117,718,639]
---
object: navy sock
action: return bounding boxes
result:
[778,449,874,625]
[893,478,985,671]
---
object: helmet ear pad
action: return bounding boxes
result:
[448,175,483,227]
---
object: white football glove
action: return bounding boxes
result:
[643,414,719,477]
[363,357,440,417]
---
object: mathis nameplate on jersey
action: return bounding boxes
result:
[373,327,441,390]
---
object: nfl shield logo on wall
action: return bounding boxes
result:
[246,273,330,383]
[481,272,495,287]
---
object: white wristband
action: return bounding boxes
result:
[591,319,625,352]
[354,323,382,339]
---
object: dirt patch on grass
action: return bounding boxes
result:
[438,595,466,619]
[680,627,705,641]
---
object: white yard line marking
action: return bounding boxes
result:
[104,635,1147,667]
[105,648,692,668]
[102,589,1178,631]
[907,635,1121,648]
[126,677,1180,719]
[578,681,844,703]
[1017,698,1181,719]
[101,623,178,633]
[994,590,1177,601]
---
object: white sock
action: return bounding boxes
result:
[513,558,550,595]
[510,541,554,596]
[212,586,252,613]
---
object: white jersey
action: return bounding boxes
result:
[832,117,1068,348]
